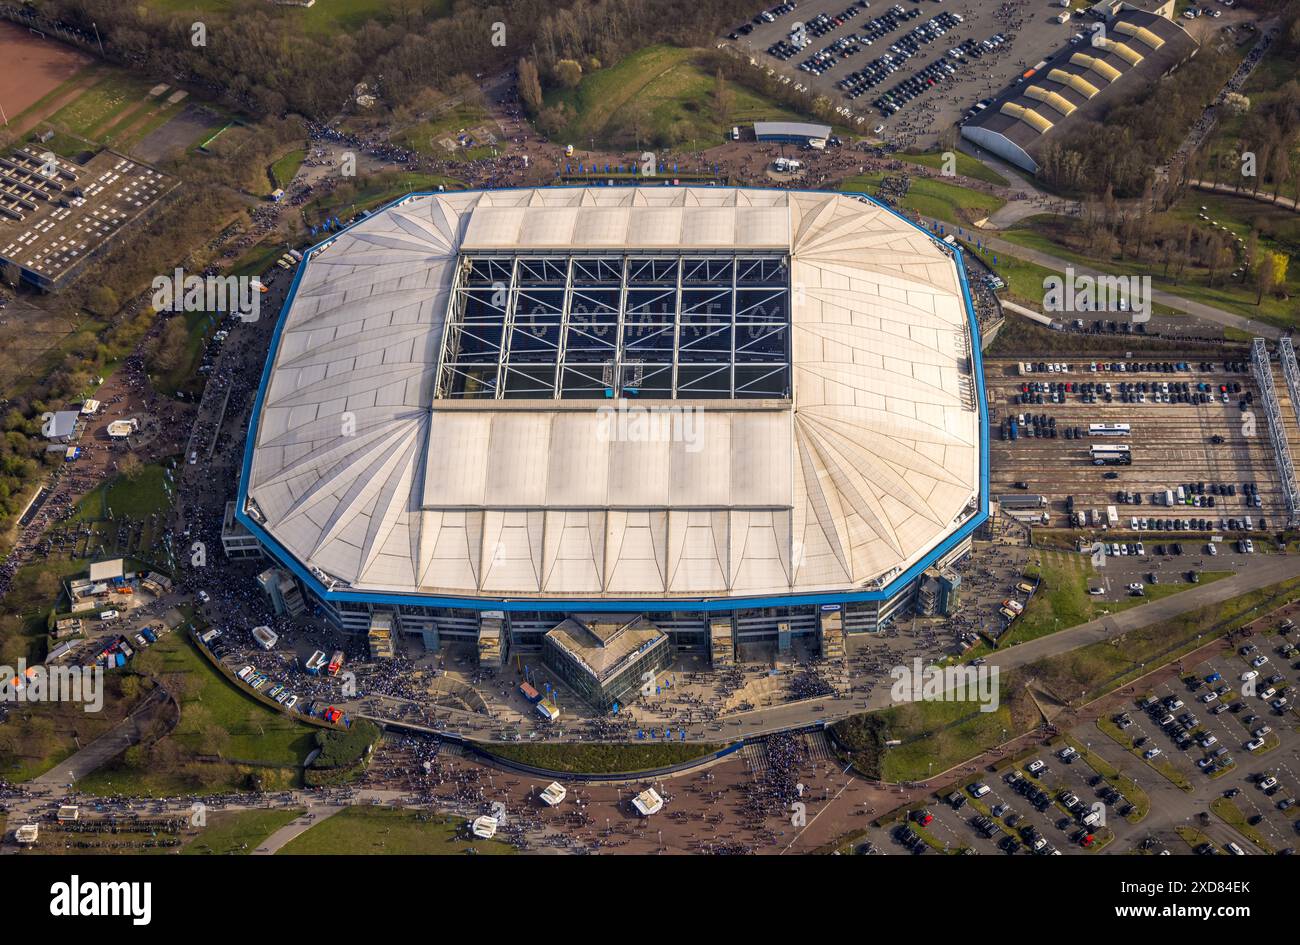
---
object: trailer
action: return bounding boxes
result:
[999,493,1048,510]
[1106,505,1119,527]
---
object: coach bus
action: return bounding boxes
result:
[1090,444,1132,466]
[1088,423,1131,436]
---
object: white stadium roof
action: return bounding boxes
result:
[244,187,981,602]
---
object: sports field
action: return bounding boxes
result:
[0,21,92,123]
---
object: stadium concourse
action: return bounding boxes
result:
[231,184,987,709]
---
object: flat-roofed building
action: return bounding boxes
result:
[0,147,175,291]
[542,614,671,711]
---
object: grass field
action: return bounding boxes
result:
[877,692,1025,782]
[546,45,814,150]
[894,150,1009,187]
[182,808,305,855]
[72,463,173,523]
[276,807,513,855]
[995,550,1231,651]
[269,148,306,190]
[842,173,1006,226]
[486,740,723,774]
[48,73,156,140]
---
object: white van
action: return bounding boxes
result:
[99,610,118,621]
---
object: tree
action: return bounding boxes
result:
[119,452,143,481]
[146,317,190,379]
[85,286,119,317]
[713,69,734,127]
[517,58,543,115]
[554,59,583,89]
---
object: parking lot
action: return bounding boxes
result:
[722,0,1093,146]
[986,356,1293,536]
[868,737,1162,855]
[1095,614,1300,854]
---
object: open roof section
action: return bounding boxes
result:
[438,251,790,400]
[243,186,982,602]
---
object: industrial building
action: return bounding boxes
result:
[236,185,987,661]
[960,9,1197,174]
[0,146,175,291]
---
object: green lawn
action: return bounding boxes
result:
[982,550,1228,652]
[894,150,1009,187]
[876,693,1023,782]
[842,174,1006,226]
[182,808,305,855]
[72,463,173,523]
[276,807,514,855]
[148,309,219,399]
[269,148,306,190]
[486,740,722,774]
[547,45,815,150]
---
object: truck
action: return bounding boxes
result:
[327,650,345,676]
[999,493,1048,510]
[1009,418,1019,440]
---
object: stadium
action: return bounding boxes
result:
[235,185,988,667]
